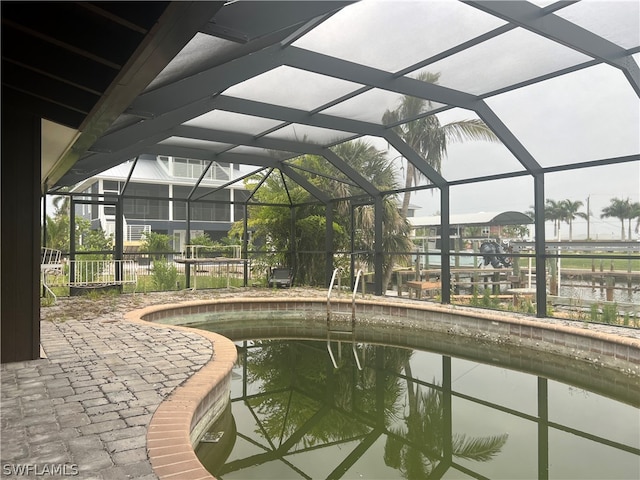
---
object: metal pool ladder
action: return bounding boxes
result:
[326,268,363,370]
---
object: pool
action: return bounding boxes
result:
[195,338,639,479]
[134,296,640,479]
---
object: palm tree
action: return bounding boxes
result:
[331,141,414,289]
[601,197,632,240]
[45,214,70,251]
[52,194,70,217]
[560,199,588,241]
[244,140,413,287]
[44,193,72,250]
[544,199,565,240]
[352,197,413,290]
[627,201,640,240]
[382,71,499,219]
[384,384,508,477]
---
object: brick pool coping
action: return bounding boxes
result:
[125,307,237,480]
[126,296,640,480]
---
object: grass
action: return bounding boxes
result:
[129,273,246,293]
[513,253,640,271]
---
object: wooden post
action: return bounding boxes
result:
[549,256,558,296]
[1,109,41,362]
[472,269,479,296]
[605,276,614,302]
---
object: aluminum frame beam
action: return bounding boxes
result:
[51,1,226,187]
[171,125,380,196]
[467,0,640,97]
[281,46,479,109]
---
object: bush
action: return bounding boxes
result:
[152,258,178,291]
[601,302,618,324]
[141,232,172,261]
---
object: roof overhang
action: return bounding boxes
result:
[2,1,225,191]
[410,211,534,228]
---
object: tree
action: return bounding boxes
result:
[189,232,215,246]
[382,71,499,219]
[45,194,71,250]
[243,168,317,277]
[140,232,177,290]
[544,199,565,240]
[330,141,414,289]
[384,385,508,477]
[52,194,70,217]
[140,232,172,261]
[44,198,112,255]
[501,224,530,240]
[241,140,414,287]
[45,213,70,251]
[601,197,632,240]
[560,199,588,241]
[628,201,640,240]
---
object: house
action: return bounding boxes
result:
[71,154,249,251]
[409,211,534,251]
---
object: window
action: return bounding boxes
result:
[162,156,231,181]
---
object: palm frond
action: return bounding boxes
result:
[451,432,509,462]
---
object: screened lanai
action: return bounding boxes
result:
[45,0,640,316]
[3,1,639,361]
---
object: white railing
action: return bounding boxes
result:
[127,224,151,241]
[41,247,62,268]
[98,208,150,242]
[41,254,138,302]
[68,259,137,287]
[41,248,64,301]
[176,244,241,261]
[173,160,230,182]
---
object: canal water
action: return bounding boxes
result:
[196,339,639,479]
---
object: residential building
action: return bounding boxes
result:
[71,154,249,251]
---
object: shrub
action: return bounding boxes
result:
[152,258,178,291]
[601,303,618,324]
[141,232,172,261]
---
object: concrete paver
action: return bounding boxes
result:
[1,293,214,480]
[2,288,638,479]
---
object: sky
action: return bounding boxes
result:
[290,0,640,240]
[397,62,639,240]
[48,0,640,242]
[329,1,640,241]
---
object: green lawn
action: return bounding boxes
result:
[513,253,639,272]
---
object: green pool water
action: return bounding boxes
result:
[195,337,639,479]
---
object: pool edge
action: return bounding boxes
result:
[125,305,237,480]
[124,296,640,480]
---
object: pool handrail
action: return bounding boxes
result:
[327,267,342,325]
[352,269,363,324]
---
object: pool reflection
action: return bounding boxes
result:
[196,340,639,479]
